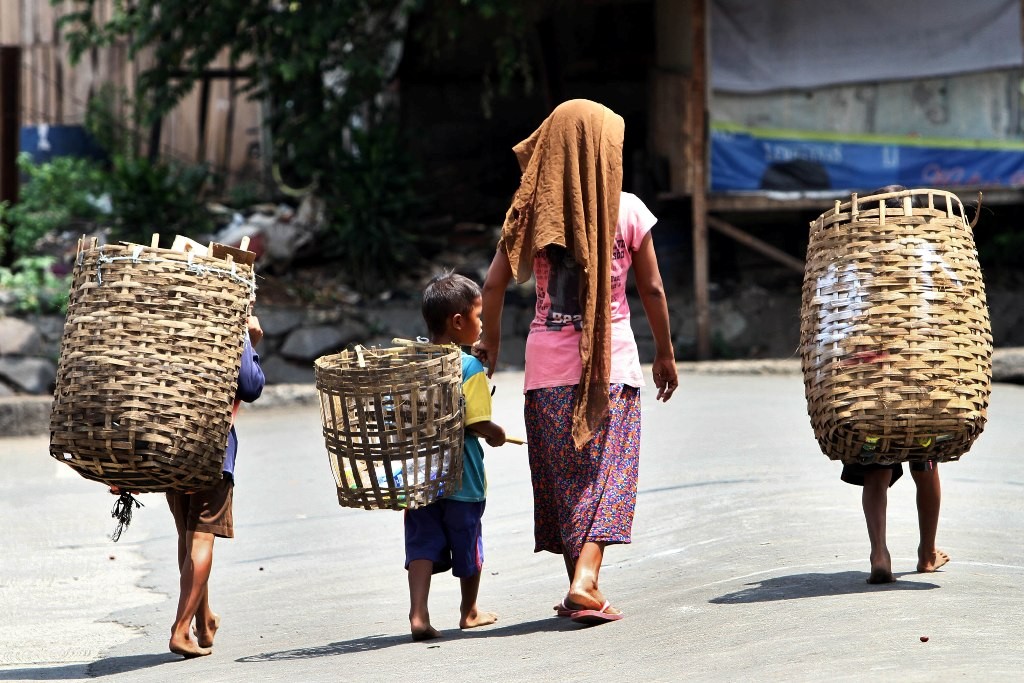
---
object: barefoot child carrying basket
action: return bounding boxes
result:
[50,234,263,658]
[801,186,992,584]
[404,272,508,640]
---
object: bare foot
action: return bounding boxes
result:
[460,607,498,629]
[867,567,896,584]
[194,613,220,649]
[867,548,895,584]
[411,624,442,641]
[918,548,950,573]
[168,635,211,658]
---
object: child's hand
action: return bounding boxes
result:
[485,426,506,448]
[247,315,264,346]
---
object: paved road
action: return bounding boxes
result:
[2,371,1023,681]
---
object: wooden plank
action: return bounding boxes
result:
[706,216,805,273]
[163,81,202,164]
[229,84,263,186]
[0,2,23,44]
[22,43,36,123]
[690,0,711,360]
[37,0,53,44]
[205,51,231,172]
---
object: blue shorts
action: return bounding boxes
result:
[404,499,485,577]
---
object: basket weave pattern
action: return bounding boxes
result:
[315,343,464,510]
[49,241,254,492]
[800,189,992,465]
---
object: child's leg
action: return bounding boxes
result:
[911,465,949,572]
[408,559,440,640]
[192,585,220,648]
[169,530,215,657]
[458,572,498,629]
[862,469,895,584]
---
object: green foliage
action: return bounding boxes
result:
[5,153,106,260]
[85,83,149,157]
[322,124,423,293]
[0,256,70,314]
[54,0,536,289]
[105,155,214,245]
[2,151,213,263]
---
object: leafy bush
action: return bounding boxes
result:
[3,153,106,262]
[105,154,214,245]
[320,124,424,294]
[0,256,70,314]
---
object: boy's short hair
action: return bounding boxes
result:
[422,272,481,338]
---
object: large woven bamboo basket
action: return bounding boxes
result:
[315,341,464,510]
[49,236,255,492]
[801,188,992,465]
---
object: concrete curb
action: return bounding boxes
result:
[5,349,1024,438]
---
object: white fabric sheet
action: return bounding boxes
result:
[711,0,1023,93]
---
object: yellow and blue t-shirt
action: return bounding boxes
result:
[448,352,491,502]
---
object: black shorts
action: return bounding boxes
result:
[841,460,936,487]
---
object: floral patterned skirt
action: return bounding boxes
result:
[524,384,641,560]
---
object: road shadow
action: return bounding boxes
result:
[709,570,941,604]
[0,653,175,680]
[236,616,580,662]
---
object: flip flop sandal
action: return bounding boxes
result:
[570,600,623,625]
[554,598,575,618]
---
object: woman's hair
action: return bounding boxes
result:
[421,272,481,338]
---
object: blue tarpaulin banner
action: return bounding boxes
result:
[20,124,106,164]
[710,122,1024,192]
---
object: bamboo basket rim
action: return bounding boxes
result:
[814,187,972,226]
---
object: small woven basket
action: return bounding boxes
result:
[315,341,465,510]
[801,188,992,465]
[49,237,255,492]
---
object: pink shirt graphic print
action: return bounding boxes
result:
[524,192,657,391]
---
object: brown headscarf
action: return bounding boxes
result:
[500,99,624,449]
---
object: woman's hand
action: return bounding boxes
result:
[478,247,514,378]
[472,338,500,377]
[652,356,678,402]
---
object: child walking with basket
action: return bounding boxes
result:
[404,272,507,640]
[165,310,265,656]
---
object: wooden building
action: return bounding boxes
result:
[0,0,262,184]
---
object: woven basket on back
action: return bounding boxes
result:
[49,237,255,492]
[315,341,464,510]
[801,188,992,465]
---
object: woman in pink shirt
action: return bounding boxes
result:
[475,100,678,625]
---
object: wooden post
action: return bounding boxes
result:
[0,46,21,261]
[689,0,711,359]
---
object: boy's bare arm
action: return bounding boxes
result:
[467,420,506,447]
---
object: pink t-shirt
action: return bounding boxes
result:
[523,191,657,391]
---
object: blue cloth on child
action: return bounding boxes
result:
[404,500,486,576]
